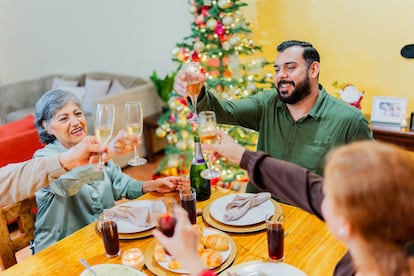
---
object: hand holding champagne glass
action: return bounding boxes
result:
[151,198,177,255]
[198,111,220,179]
[184,62,202,123]
[125,101,147,166]
[95,104,115,171]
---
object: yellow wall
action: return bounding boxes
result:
[244,0,414,115]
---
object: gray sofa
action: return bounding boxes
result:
[0,72,166,167]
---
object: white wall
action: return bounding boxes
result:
[0,0,192,84]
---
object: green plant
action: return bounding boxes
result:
[150,71,177,106]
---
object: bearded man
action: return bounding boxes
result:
[174,40,372,193]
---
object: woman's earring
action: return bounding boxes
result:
[337,226,347,237]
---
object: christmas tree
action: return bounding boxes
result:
[152,0,273,187]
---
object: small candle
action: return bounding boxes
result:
[122,248,144,270]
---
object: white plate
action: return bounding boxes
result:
[115,200,165,234]
[220,261,307,276]
[209,194,275,226]
[158,227,232,274]
[80,263,146,276]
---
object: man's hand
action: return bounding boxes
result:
[173,67,206,97]
[59,136,106,170]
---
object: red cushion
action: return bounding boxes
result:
[0,115,44,167]
[0,114,37,137]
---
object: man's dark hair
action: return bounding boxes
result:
[277,40,320,65]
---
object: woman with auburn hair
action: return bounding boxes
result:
[323,141,414,275]
[154,132,414,276]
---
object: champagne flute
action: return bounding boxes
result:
[125,101,147,166]
[184,62,202,123]
[198,111,221,179]
[95,104,115,171]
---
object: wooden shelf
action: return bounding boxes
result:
[371,122,414,152]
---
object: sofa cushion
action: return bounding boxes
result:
[0,114,37,136]
[83,78,111,114]
[0,114,45,167]
[6,108,35,124]
[59,86,86,102]
[51,78,79,89]
[107,79,126,95]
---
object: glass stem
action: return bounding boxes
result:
[133,145,139,160]
[192,96,198,118]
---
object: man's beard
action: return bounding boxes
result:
[278,74,311,104]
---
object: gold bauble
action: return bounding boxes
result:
[222,15,234,26]
[206,18,217,29]
[171,47,180,57]
[176,140,187,151]
[189,5,197,14]
[194,41,205,52]
[155,127,167,138]
[218,0,232,9]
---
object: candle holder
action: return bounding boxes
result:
[121,248,145,270]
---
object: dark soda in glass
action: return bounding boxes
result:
[101,220,120,257]
[180,196,196,224]
[267,222,284,261]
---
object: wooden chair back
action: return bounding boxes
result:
[0,197,37,270]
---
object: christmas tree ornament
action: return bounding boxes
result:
[229,35,241,46]
[175,140,187,151]
[189,5,198,14]
[206,18,217,29]
[171,47,180,57]
[222,15,234,26]
[155,127,167,138]
[218,0,232,9]
[194,41,205,52]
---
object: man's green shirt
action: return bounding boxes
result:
[196,85,373,192]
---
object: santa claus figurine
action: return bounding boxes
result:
[338,85,364,110]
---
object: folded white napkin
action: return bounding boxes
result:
[113,206,151,227]
[223,192,271,221]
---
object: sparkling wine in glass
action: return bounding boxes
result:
[125,101,147,166]
[198,111,221,179]
[184,62,202,123]
[95,104,115,171]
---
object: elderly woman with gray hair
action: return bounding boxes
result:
[32,89,189,253]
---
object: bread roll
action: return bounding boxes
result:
[199,248,223,268]
[202,233,229,251]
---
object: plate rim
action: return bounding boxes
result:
[219,260,308,276]
[80,263,146,276]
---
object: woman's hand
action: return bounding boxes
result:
[152,207,206,276]
[202,130,246,165]
[106,130,140,158]
[143,176,190,193]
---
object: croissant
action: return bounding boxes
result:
[202,233,229,251]
[199,248,223,268]
[154,242,167,262]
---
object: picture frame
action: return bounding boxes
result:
[370,96,408,124]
